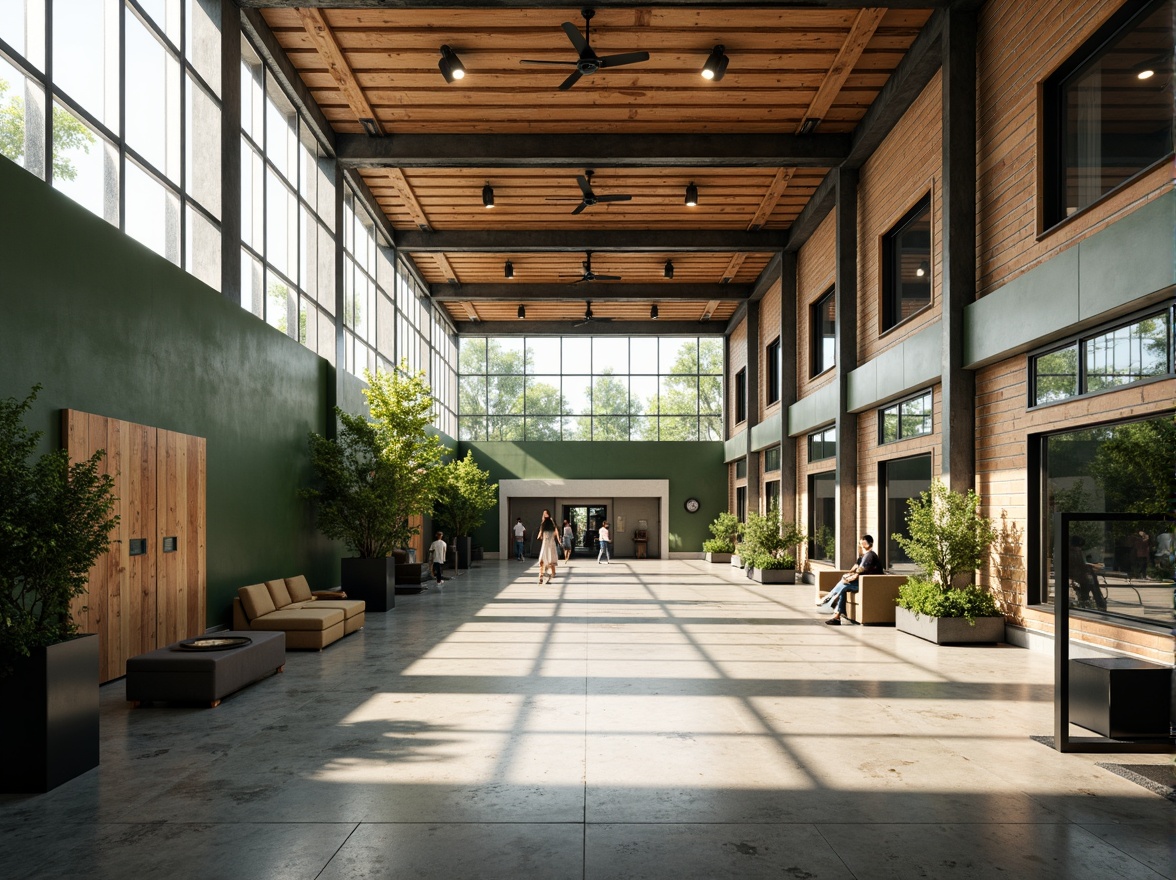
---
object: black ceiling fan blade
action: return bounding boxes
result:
[520,59,579,66]
[562,21,588,54]
[593,274,622,281]
[559,70,584,91]
[575,175,594,198]
[594,194,632,203]
[571,201,588,215]
[597,51,650,68]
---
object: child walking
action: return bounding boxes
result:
[429,531,448,586]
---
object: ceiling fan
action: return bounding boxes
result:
[560,251,622,283]
[520,7,651,91]
[548,170,633,215]
[573,300,616,327]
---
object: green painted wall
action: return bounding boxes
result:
[459,440,726,553]
[0,157,343,627]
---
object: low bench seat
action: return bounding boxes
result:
[232,576,365,650]
[126,630,285,707]
[815,570,907,625]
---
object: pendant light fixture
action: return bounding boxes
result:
[700,45,729,82]
[438,45,466,83]
[650,305,659,319]
[517,305,525,320]
[504,260,513,278]
[663,260,674,279]
[482,183,495,209]
[684,183,698,207]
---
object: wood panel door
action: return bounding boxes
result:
[65,411,206,683]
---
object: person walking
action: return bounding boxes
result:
[597,521,612,564]
[428,531,447,586]
[537,510,559,584]
[512,517,527,561]
[562,519,574,562]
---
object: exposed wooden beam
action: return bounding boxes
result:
[294,8,384,135]
[395,229,781,253]
[430,283,750,302]
[797,8,886,134]
[336,133,850,169]
[460,302,481,322]
[701,300,722,321]
[433,253,459,283]
[721,254,749,283]
[384,169,433,231]
[453,320,726,336]
[747,168,795,231]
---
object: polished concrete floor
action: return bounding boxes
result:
[2,559,1173,879]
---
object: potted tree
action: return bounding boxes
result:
[0,386,118,792]
[741,503,806,584]
[702,511,742,564]
[893,480,1005,644]
[433,450,498,570]
[303,365,444,611]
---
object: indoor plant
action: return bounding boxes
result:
[303,365,444,610]
[740,503,806,584]
[433,449,498,569]
[892,480,1004,644]
[702,511,742,563]
[0,385,118,792]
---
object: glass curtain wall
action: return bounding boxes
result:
[0,0,222,287]
[458,336,723,441]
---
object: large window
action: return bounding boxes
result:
[1031,307,1174,406]
[1041,414,1175,623]
[879,390,933,444]
[735,485,748,523]
[811,287,835,375]
[881,195,932,331]
[881,454,932,571]
[808,426,836,461]
[0,0,223,287]
[809,471,835,562]
[734,367,747,424]
[763,445,781,473]
[763,480,780,514]
[458,336,723,441]
[765,337,781,404]
[1043,0,1174,227]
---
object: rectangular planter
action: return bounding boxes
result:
[895,606,1004,644]
[341,557,396,611]
[705,552,732,564]
[730,554,745,569]
[1069,658,1172,739]
[746,567,796,584]
[0,633,100,793]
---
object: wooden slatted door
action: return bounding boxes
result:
[64,411,206,683]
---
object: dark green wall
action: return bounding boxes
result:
[459,440,726,553]
[0,157,343,626]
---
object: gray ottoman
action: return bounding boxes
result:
[126,631,286,707]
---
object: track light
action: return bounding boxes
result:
[664,260,674,279]
[438,45,465,83]
[916,260,928,278]
[517,304,525,320]
[685,183,698,207]
[701,45,729,82]
[650,304,659,320]
[504,260,513,279]
[482,183,495,209]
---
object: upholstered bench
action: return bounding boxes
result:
[232,576,365,649]
[815,570,908,625]
[126,630,286,708]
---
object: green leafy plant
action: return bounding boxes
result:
[892,480,1000,622]
[433,450,498,538]
[0,386,119,677]
[739,503,805,570]
[704,511,742,553]
[703,537,734,553]
[303,364,444,558]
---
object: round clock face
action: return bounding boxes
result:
[684,498,700,513]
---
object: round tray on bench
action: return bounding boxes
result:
[174,636,253,651]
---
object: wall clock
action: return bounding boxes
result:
[684,497,700,513]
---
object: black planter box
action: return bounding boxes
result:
[1069,657,1172,739]
[455,536,472,570]
[0,633,100,793]
[341,557,395,611]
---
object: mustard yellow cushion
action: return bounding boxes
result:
[265,579,293,608]
[239,583,276,621]
[285,575,313,603]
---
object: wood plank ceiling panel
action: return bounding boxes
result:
[442,299,739,326]
[417,251,773,286]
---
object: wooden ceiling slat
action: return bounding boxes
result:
[294,8,384,134]
[383,169,433,230]
[433,253,459,283]
[798,7,888,133]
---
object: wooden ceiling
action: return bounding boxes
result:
[258,3,935,331]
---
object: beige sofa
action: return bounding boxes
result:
[815,570,907,625]
[232,576,365,650]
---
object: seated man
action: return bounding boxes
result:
[1068,535,1107,611]
[822,534,883,625]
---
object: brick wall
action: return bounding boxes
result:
[728,316,748,439]
[976,0,1173,298]
[758,279,783,424]
[797,210,837,399]
[858,70,943,363]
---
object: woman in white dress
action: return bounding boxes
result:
[537,510,559,584]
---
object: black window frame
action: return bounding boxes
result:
[808,471,836,563]
[1040,0,1175,231]
[880,453,932,571]
[764,480,781,514]
[1028,305,1175,408]
[878,390,934,445]
[765,336,782,404]
[763,445,781,473]
[808,426,836,462]
[735,485,748,522]
[881,194,933,332]
[734,367,747,424]
[811,287,836,376]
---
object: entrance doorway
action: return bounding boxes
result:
[563,504,607,556]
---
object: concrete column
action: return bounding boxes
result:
[779,251,798,524]
[834,167,859,569]
[219,0,241,304]
[744,300,761,515]
[941,6,977,494]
